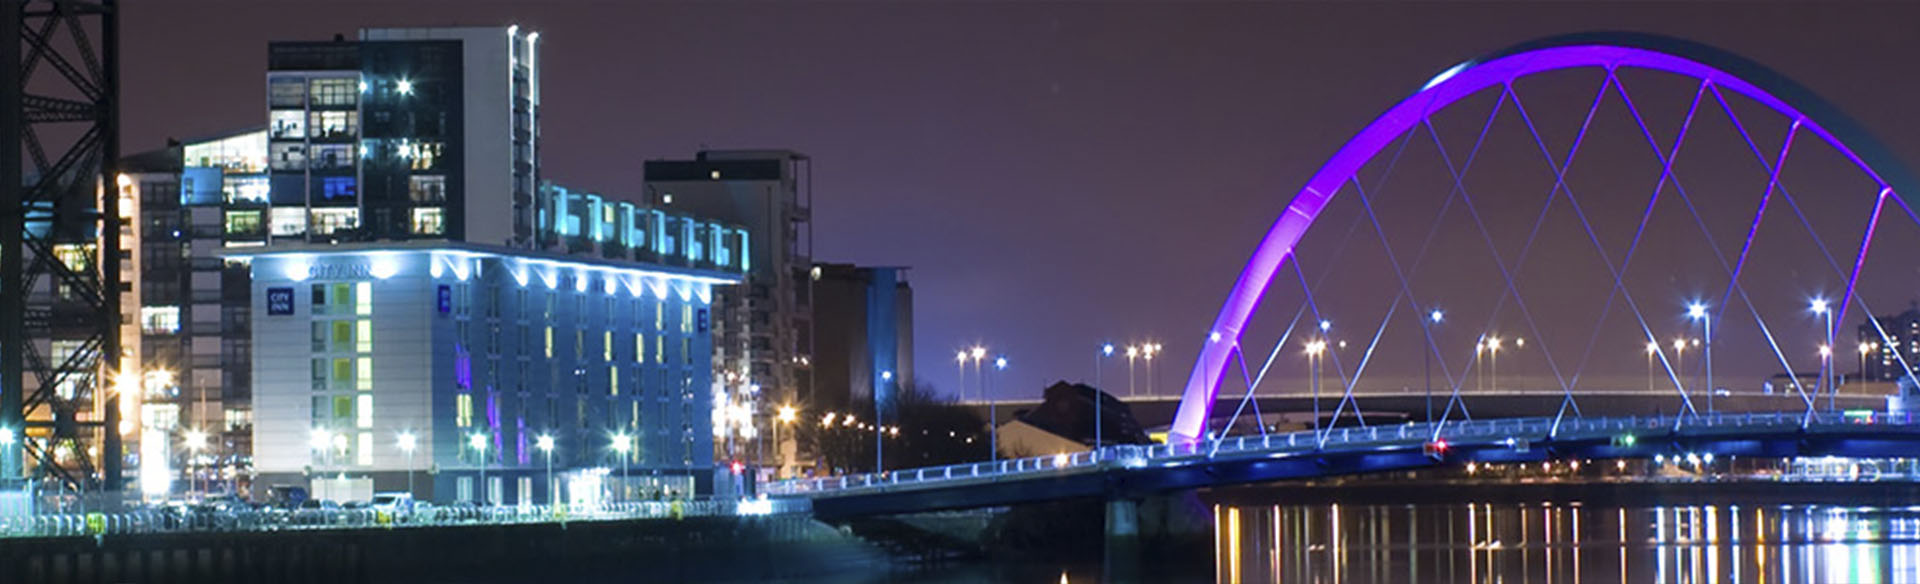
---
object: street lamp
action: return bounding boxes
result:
[536,434,555,506]
[1423,309,1443,423]
[611,432,632,501]
[397,432,418,498]
[1860,342,1880,387]
[1687,302,1713,413]
[468,432,489,505]
[955,350,968,406]
[183,429,207,496]
[1095,344,1115,457]
[1645,342,1660,393]
[1811,298,1834,411]
[1485,336,1502,394]
[1305,340,1327,431]
[1125,345,1139,398]
[1142,342,1162,397]
[990,356,1007,463]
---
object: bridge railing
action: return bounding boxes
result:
[0,496,811,540]
[764,410,1919,497]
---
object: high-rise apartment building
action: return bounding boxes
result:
[643,151,813,464]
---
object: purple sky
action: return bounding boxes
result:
[123,2,1920,402]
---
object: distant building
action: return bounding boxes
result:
[810,264,914,437]
[643,151,814,464]
[1859,306,1920,382]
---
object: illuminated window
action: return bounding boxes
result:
[270,110,305,139]
[223,211,263,236]
[456,393,473,427]
[311,143,355,169]
[270,207,307,236]
[406,141,445,171]
[681,305,693,334]
[356,321,372,353]
[357,432,372,465]
[408,176,447,203]
[332,321,352,345]
[308,110,358,139]
[139,306,180,334]
[575,329,584,359]
[610,367,619,396]
[356,357,371,391]
[410,208,444,235]
[604,331,613,361]
[322,177,357,201]
[682,338,692,365]
[333,395,353,420]
[310,208,359,235]
[544,327,554,358]
[355,283,371,316]
[356,395,373,428]
[635,333,645,363]
[654,305,663,330]
[310,78,358,107]
[655,334,664,363]
[225,176,271,204]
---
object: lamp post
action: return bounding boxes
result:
[1485,337,1503,394]
[956,350,968,404]
[536,434,555,506]
[1672,338,1689,395]
[1688,302,1713,413]
[1142,343,1162,397]
[183,428,206,496]
[468,432,488,505]
[1096,344,1113,456]
[970,346,987,459]
[397,432,417,498]
[1811,299,1834,411]
[1425,309,1443,423]
[991,356,1007,463]
[1645,342,1660,394]
[1305,340,1326,431]
[611,432,631,501]
[1860,342,1879,387]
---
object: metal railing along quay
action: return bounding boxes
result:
[0,496,810,540]
[766,411,1920,497]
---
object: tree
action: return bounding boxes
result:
[797,383,986,475]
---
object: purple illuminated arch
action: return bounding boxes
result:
[1169,32,1920,443]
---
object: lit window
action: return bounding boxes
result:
[635,333,645,363]
[270,110,306,139]
[322,177,357,201]
[408,176,447,203]
[139,306,181,334]
[309,78,358,107]
[224,211,263,236]
[269,207,307,236]
[610,367,619,396]
[308,110,358,139]
[356,283,371,316]
[604,331,613,361]
[357,432,373,465]
[357,320,372,353]
[333,358,352,389]
[410,208,445,235]
[356,357,372,391]
[332,321,352,345]
[681,305,693,334]
[356,395,373,428]
[456,393,473,427]
[544,327,554,358]
[310,208,359,235]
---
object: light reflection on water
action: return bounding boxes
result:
[1213,502,1920,583]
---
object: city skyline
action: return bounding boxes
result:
[120,2,1920,400]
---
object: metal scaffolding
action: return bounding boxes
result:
[0,0,120,492]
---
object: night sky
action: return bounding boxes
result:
[123,2,1920,402]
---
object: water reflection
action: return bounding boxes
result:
[1215,502,1920,583]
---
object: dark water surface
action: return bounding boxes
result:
[774,482,1920,584]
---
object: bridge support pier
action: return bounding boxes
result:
[1104,498,1142,582]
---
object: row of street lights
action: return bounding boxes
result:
[307,428,646,505]
[954,347,1008,462]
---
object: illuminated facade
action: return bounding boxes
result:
[238,227,745,503]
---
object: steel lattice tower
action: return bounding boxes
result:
[0,0,120,492]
